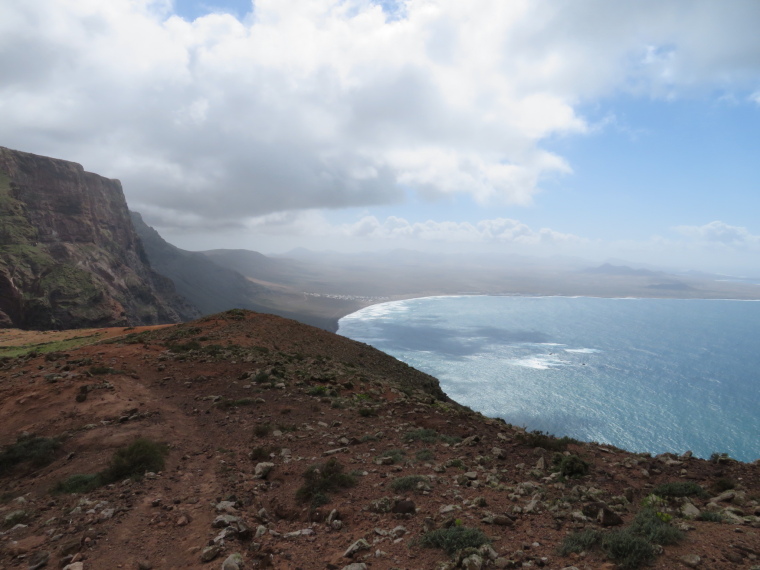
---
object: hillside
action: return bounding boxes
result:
[0,147,198,330]
[0,311,758,570]
[131,213,369,331]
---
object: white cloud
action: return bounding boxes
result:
[230,210,585,246]
[1,0,760,228]
[674,221,760,247]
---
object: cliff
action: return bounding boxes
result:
[0,146,199,329]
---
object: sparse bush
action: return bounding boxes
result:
[52,473,101,494]
[0,435,60,475]
[89,365,112,375]
[166,340,201,353]
[558,529,602,555]
[358,407,377,417]
[99,438,168,483]
[712,478,736,493]
[697,511,723,523]
[418,526,491,555]
[554,454,589,478]
[627,508,684,545]
[403,428,460,445]
[215,398,255,409]
[390,474,430,493]
[516,430,580,452]
[308,386,328,397]
[415,449,435,461]
[295,458,356,505]
[249,446,279,461]
[377,449,406,464]
[253,423,272,437]
[601,530,656,570]
[651,481,705,498]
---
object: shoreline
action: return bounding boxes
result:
[334,293,760,464]
[330,290,760,333]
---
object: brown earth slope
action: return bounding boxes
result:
[0,311,758,570]
[0,147,198,330]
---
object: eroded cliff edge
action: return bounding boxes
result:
[0,146,198,329]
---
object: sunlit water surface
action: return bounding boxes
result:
[338,296,760,461]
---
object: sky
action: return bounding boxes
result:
[2,0,760,274]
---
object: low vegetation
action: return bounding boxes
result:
[651,481,706,498]
[390,474,430,493]
[0,435,60,475]
[53,438,168,494]
[516,429,580,452]
[558,508,684,569]
[295,458,356,507]
[418,526,491,555]
[403,428,460,445]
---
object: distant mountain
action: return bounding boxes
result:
[583,263,660,277]
[131,214,361,331]
[0,147,197,329]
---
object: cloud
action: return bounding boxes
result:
[674,221,760,247]
[1,0,760,227]
[233,210,585,246]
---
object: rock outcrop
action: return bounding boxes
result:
[0,146,198,329]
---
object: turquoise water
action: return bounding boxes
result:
[338,296,760,461]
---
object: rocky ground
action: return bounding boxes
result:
[0,310,758,570]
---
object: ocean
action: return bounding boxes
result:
[338,296,760,462]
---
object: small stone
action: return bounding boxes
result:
[254,462,274,479]
[200,545,221,562]
[27,550,50,570]
[136,561,153,570]
[221,553,244,570]
[680,554,701,568]
[341,564,368,570]
[62,564,84,570]
[343,538,371,558]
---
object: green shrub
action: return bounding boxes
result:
[712,478,736,493]
[99,438,168,483]
[0,435,60,475]
[651,481,705,498]
[558,529,602,555]
[418,526,491,555]
[601,531,656,570]
[627,508,684,545]
[554,454,589,478]
[415,449,435,461]
[403,429,460,445]
[295,458,356,505]
[52,473,102,494]
[308,386,329,396]
[215,398,255,409]
[697,511,723,523]
[390,475,429,493]
[358,408,377,417]
[377,449,406,464]
[516,430,579,452]
[249,446,279,461]
[166,340,201,353]
[253,423,272,437]
[89,365,112,375]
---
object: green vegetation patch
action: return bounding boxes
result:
[295,458,356,507]
[390,474,430,493]
[558,508,683,570]
[516,430,580,452]
[0,435,60,475]
[553,453,590,478]
[403,428,460,445]
[52,438,168,494]
[417,526,491,555]
[651,481,706,498]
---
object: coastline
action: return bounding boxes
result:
[335,294,760,463]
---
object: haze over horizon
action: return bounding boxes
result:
[2,1,760,275]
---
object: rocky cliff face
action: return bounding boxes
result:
[0,146,199,329]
